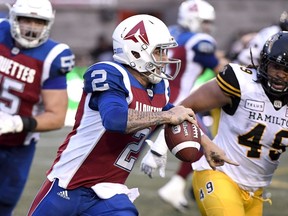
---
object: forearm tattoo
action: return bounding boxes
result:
[126,109,167,133]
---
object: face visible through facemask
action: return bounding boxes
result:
[18,17,47,42]
[146,47,169,84]
[266,62,288,93]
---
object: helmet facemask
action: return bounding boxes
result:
[258,32,288,97]
[258,62,288,96]
[13,16,51,48]
[200,20,215,35]
[9,0,55,48]
[143,44,181,84]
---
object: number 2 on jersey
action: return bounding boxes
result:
[116,128,150,171]
[91,69,109,91]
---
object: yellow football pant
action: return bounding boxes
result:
[192,170,271,216]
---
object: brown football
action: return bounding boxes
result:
[164,121,202,162]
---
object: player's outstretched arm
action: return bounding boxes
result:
[201,134,239,170]
[126,105,197,134]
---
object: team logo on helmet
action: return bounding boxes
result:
[188,3,198,12]
[123,21,149,45]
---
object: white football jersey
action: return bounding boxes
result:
[192,63,288,191]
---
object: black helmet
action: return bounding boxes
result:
[258,31,288,97]
[279,11,288,31]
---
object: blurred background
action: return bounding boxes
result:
[1,0,287,56]
[1,0,287,124]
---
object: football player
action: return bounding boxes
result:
[141,0,228,212]
[144,31,288,215]
[27,14,236,216]
[0,0,75,215]
[187,30,288,216]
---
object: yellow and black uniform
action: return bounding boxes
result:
[192,63,287,216]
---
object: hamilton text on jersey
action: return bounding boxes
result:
[249,111,288,128]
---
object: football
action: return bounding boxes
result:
[164,121,202,162]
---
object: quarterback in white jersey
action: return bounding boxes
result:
[181,31,288,215]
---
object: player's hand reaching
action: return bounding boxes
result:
[0,112,23,135]
[201,134,239,170]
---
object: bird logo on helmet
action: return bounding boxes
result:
[123,21,149,45]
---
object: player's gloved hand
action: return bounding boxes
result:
[0,111,23,135]
[140,140,167,178]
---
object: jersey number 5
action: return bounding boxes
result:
[0,76,24,114]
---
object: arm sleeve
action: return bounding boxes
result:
[43,43,75,89]
[163,102,174,111]
[96,89,129,133]
[83,62,132,132]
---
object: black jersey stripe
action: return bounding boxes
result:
[217,75,241,98]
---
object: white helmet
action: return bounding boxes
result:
[9,0,55,48]
[178,0,215,33]
[112,14,181,84]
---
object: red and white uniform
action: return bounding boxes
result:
[0,19,75,147]
[47,61,171,199]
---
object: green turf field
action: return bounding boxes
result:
[14,127,288,216]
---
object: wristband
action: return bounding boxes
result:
[150,150,162,157]
[21,117,37,132]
